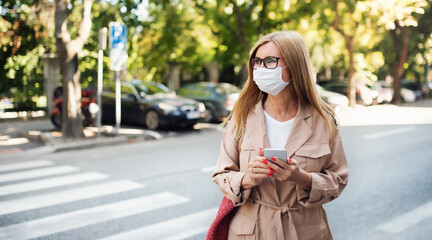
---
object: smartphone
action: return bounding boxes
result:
[264,149,287,163]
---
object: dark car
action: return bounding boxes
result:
[101,80,205,130]
[177,82,241,122]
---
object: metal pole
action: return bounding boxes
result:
[97,28,107,137]
[97,49,103,137]
[115,70,121,134]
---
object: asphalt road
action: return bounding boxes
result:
[0,103,432,239]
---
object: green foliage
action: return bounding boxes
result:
[0,0,45,100]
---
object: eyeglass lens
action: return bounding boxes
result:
[252,57,280,69]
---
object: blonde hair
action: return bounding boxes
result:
[224,31,337,146]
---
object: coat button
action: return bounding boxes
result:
[224,179,227,183]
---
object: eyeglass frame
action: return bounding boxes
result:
[251,56,285,70]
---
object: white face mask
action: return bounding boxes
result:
[253,66,291,95]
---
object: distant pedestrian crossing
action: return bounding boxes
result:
[0,160,217,240]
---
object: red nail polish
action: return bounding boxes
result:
[272,157,276,161]
[269,168,274,173]
[266,174,271,177]
[289,158,292,163]
[262,159,268,164]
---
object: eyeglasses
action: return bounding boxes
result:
[251,56,285,70]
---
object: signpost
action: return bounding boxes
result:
[109,22,128,133]
[97,27,107,137]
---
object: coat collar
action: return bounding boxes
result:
[247,100,313,157]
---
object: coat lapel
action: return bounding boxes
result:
[285,103,313,158]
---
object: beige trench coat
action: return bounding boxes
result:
[212,101,349,240]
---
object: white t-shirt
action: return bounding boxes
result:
[264,111,295,149]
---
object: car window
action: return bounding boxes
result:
[191,86,212,97]
[135,82,170,97]
[177,86,193,96]
[121,85,135,98]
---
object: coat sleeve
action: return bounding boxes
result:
[212,118,252,207]
[296,129,349,208]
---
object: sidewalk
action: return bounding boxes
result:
[336,98,432,126]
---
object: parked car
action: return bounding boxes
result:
[374,81,416,103]
[402,80,425,99]
[372,81,393,103]
[320,81,374,105]
[101,80,205,130]
[365,83,383,104]
[177,82,241,122]
[315,84,348,110]
[51,86,98,129]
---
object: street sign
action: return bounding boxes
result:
[109,22,128,71]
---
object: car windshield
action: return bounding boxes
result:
[135,82,171,97]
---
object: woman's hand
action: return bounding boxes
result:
[268,157,312,191]
[241,148,274,190]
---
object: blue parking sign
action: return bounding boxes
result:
[109,22,128,71]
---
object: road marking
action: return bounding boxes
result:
[363,126,416,140]
[377,200,432,233]
[0,192,190,240]
[0,137,29,146]
[101,207,218,240]
[0,180,143,215]
[0,165,79,183]
[0,172,108,196]
[201,166,215,173]
[0,160,54,173]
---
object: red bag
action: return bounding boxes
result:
[206,196,235,240]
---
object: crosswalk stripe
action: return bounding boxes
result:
[101,208,218,240]
[377,200,432,233]
[0,180,143,215]
[0,172,108,197]
[0,165,79,183]
[0,160,54,173]
[0,192,190,240]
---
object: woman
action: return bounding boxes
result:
[212,31,349,239]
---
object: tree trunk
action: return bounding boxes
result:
[208,61,219,83]
[167,62,180,91]
[390,22,408,105]
[345,35,356,107]
[55,0,93,138]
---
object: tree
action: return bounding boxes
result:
[324,0,382,107]
[0,0,53,103]
[330,0,358,106]
[404,0,432,89]
[55,0,93,138]
[368,0,428,104]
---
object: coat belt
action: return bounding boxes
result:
[254,199,299,240]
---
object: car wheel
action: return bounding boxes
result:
[145,110,160,130]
